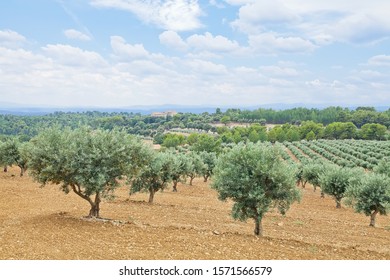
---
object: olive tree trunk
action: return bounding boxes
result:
[370,210,379,227]
[88,192,101,218]
[71,184,101,218]
[254,215,263,236]
[172,180,178,192]
[148,187,155,203]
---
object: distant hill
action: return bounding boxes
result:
[0,103,388,116]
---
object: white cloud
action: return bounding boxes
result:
[249,33,317,54]
[235,0,298,24]
[90,0,203,31]
[159,30,188,51]
[227,0,390,45]
[187,59,228,75]
[209,0,225,8]
[64,29,92,41]
[0,29,26,48]
[223,0,251,5]
[368,55,390,66]
[259,65,299,77]
[1,28,389,108]
[110,36,149,59]
[42,44,106,67]
[325,14,390,44]
[306,79,324,88]
[160,31,242,55]
[187,32,240,52]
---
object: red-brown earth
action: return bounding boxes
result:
[1,167,389,260]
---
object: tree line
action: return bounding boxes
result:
[1,106,389,141]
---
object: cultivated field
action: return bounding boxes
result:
[0,166,389,260]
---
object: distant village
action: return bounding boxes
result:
[150,111,177,118]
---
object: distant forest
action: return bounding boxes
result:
[0,106,389,142]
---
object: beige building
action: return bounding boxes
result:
[151,111,177,117]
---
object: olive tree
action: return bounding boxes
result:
[346,173,390,227]
[185,151,205,185]
[199,151,217,182]
[212,143,301,236]
[164,149,190,192]
[0,138,30,176]
[302,162,326,196]
[294,163,304,187]
[28,127,151,218]
[130,151,173,203]
[320,165,363,208]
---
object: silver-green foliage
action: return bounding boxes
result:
[319,165,363,208]
[345,173,390,227]
[373,158,390,177]
[302,162,327,192]
[165,149,191,192]
[199,151,217,182]
[0,138,31,176]
[185,151,205,185]
[131,151,174,203]
[28,127,152,217]
[212,142,301,236]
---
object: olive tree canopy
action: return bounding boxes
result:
[28,127,152,218]
[212,143,300,236]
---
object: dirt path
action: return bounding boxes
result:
[1,167,389,260]
[285,147,299,162]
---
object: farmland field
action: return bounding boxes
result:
[1,166,389,260]
[281,139,390,168]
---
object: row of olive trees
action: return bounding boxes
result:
[130,149,217,203]
[295,161,390,227]
[3,127,389,236]
[4,127,217,217]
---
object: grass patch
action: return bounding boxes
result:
[293,220,305,226]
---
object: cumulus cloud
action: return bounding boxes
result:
[234,0,298,24]
[159,30,188,51]
[110,36,149,59]
[42,44,106,67]
[1,25,389,108]
[187,32,240,52]
[64,29,92,41]
[368,55,390,66]
[226,0,390,45]
[90,0,203,31]
[159,31,242,55]
[326,14,390,44]
[187,59,228,75]
[0,29,26,48]
[249,33,317,54]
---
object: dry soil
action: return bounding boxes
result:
[1,166,389,260]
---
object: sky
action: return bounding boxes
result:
[0,0,390,108]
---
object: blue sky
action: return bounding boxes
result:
[1,0,390,108]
